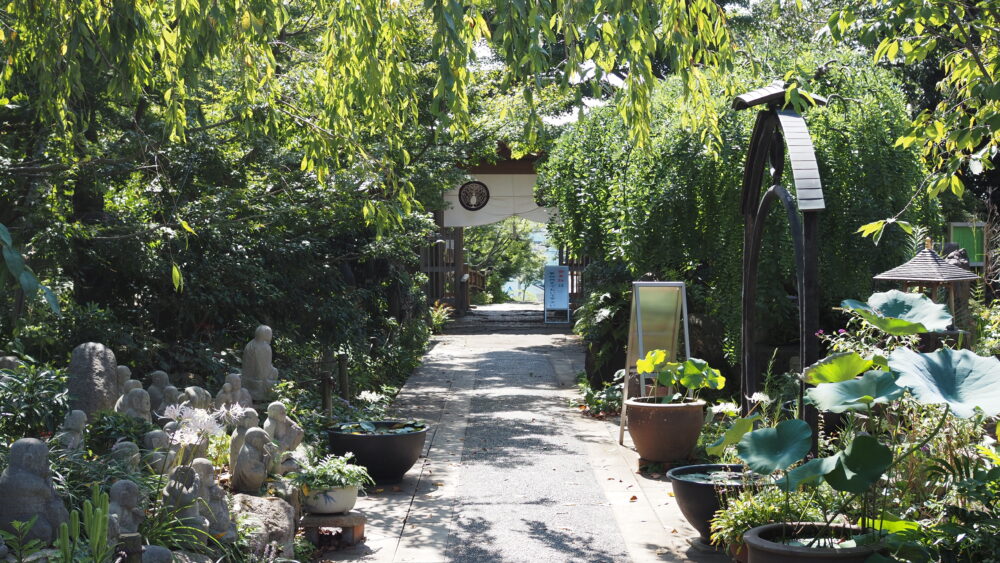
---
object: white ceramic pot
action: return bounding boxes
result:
[301,485,359,514]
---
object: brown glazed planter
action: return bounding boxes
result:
[744,523,881,563]
[625,398,705,462]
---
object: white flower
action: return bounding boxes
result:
[167,405,225,445]
[713,402,740,416]
[749,392,773,405]
[357,390,384,403]
[163,404,185,421]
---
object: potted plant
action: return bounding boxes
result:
[290,453,374,514]
[327,420,429,483]
[624,350,724,463]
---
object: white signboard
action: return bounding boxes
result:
[544,265,570,323]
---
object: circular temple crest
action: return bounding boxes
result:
[458,181,490,211]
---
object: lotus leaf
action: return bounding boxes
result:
[823,435,892,494]
[774,456,839,491]
[804,352,878,385]
[805,370,904,413]
[890,347,1000,418]
[706,415,760,457]
[841,290,952,335]
[737,419,812,474]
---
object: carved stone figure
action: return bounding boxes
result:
[111,441,141,470]
[191,458,237,543]
[109,479,144,534]
[67,342,119,416]
[263,401,304,474]
[0,438,69,544]
[113,380,143,413]
[215,373,253,409]
[231,428,275,494]
[0,356,21,371]
[230,408,260,468]
[146,371,170,414]
[162,385,181,411]
[117,365,133,389]
[142,430,176,474]
[182,386,212,410]
[242,325,279,401]
[162,466,208,537]
[116,388,152,423]
[53,410,87,451]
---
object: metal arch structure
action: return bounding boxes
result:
[734,81,827,416]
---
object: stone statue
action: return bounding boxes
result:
[111,441,142,470]
[53,410,87,451]
[215,373,253,409]
[67,342,119,416]
[117,365,133,389]
[242,325,279,401]
[161,385,181,412]
[231,428,275,494]
[191,458,237,543]
[162,466,208,538]
[116,388,152,423]
[263,401,304,474]
[113,380,143,413]
[0,438,69,544]
[142,430,176,474]
[230,408,260,468]
[146,371,170,414]
[182,386,212,410]
[109,480,144,534]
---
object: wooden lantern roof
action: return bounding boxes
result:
[874,240,979,284]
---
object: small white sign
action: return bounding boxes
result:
[544,265,570,313]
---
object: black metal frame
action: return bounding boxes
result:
[735,83,825,417]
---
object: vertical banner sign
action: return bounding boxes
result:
[544,265,571,323]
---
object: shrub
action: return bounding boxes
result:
[0,364,69,439]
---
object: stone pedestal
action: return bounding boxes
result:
[299,511,366,546]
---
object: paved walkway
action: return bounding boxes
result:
[323,305,726,563]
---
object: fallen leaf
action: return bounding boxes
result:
[668,491,675,497]
[629,495,638,502]
[433,482,445,486]
[374,488,384,493]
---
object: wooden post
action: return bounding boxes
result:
[121,533,142,563]
[453,226,467,316]
[337,353,350,400]
[321,348,335,420]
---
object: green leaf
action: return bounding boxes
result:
[0,223,11,247]
[857,220,885,238]
[840,290,952,335]
[867,512,919,534]
[2,246,25,278]
[824,435,892,493]
[171,263,184,293]
[18,270,39,296]
[706,415,760,457]
[804,352,876,385]
[890,348,1000,417]
[774,455,839,490]
[737,419,812,474]
[41,286,61,317]
[180,220,197,235]
[806,370,904,413]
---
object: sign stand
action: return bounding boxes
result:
[618,281,691,445]
[543,265,571,323]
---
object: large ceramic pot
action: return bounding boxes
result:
[744,522,882,563]
[302,485,358,514]
[327,421,429,483]
[666,464,754,542]
[625,398,705,463]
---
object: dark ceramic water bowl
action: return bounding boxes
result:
[667,463,753,542]
[327,421,429,483]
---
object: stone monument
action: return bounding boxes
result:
[0,438,69,544]
[67,342,119,415]
[231,428,275,494]
[53,410,87,451]
[242,325,279,401]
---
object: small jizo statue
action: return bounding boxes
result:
[231,427,275,494]
[182,386,212,410]
[263,401,304,474]
[53,410,87,451]
[116,365,133,392]
[111,441,142,470]
[109,479,144,535]
[191,458,237,543]
[146,370,171,414]
[242,325,279,401]
[214,373,253,409]
[162,466,208,537]
[0,438,69,544]
[142,430,176,474]
[116,388,152,423]
[113,380,143,413]
[229,408,260,468]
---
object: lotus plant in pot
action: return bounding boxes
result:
[625,350,724,463]
[328,420,429,483]
[290,453,375,514]
[726,344,1000,563]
